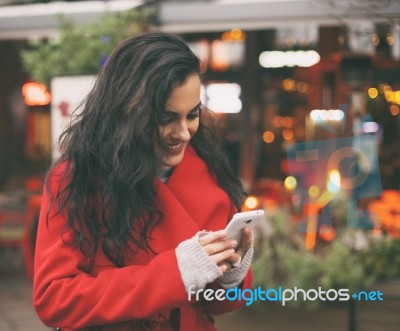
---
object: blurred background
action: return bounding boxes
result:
[0,0,399,330]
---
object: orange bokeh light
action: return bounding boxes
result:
[390,104,399,116]
[22,82,51,106]
[282,128,294,141]
[243,196,260,210]
[281,116,294,128]
[263,131,275,143]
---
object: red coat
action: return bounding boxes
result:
[33,146,252,330]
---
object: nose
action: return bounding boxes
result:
[171,119,191,141]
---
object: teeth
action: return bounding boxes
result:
[168,143,182,150]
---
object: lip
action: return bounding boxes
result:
[165,142,185,155]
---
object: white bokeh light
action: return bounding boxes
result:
[203,83,242,113]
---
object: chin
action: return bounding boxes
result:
[163,152,185,167]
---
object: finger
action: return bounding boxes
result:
[203,239,237,255]
[225,253,242,264]
[218,261,232,273]
[218,263,229,273]
[208,248,235,265]
[198,230,227,246]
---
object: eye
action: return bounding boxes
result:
[187,106,201,120]
[158,113,175,125]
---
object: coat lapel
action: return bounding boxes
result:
[149,145,234,253]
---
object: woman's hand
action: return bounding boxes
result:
[222,227,253,270]
[198,230,237,273]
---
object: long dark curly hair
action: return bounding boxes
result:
[47,32,245,268]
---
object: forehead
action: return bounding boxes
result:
[165,74,201,114]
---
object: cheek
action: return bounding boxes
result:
[188,119,200,137]
[159,125,170,140]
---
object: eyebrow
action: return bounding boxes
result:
[165,101,202,115]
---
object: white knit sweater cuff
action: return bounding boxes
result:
[217,246,253,289]
[176,231,222,294]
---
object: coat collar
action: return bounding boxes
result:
[150,145,233,252]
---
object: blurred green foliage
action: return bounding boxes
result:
[21,8,155,84]
[251,207,399,309]
[360,237,400,281]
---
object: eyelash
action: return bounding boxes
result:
[187,109,200,120]
[159,107,201,124]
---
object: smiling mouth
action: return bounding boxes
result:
[167,142,183,151]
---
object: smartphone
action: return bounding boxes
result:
[225,209,264,244]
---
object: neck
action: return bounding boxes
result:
[158,166,173,182]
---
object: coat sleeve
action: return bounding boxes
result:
[33,171,188,329]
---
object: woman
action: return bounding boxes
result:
[34,32,253,331]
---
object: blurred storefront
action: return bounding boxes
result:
[0,0,143,187]
[0,0,399,193]
[157,1,400,194]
